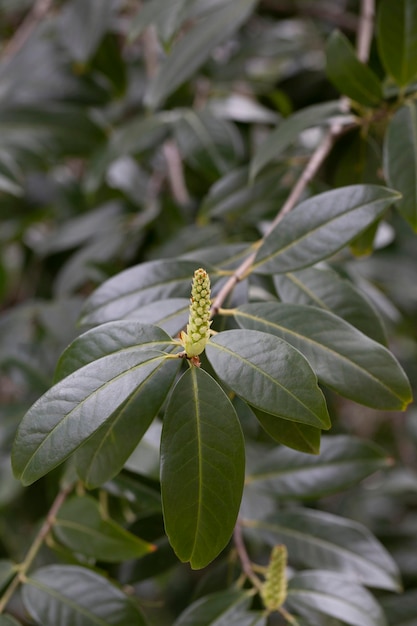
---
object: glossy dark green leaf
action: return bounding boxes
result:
[274,266,387,345]
[234,303,412,410]
[145,0,257,109]
[249,101,346,181]
[75,357,179,488]
[253,185,400,274]
[173,589,264,626]
[384,103,417,230]
[124,299,189,337]
[326,31,383,107]
[206,330,330,429]
[54,495,154,561]
[287,571,387,626]
[12,350,172,486]
[80,259,213,326]
[161,367,245,569]
[377,0,417,87]
[245,508,400,590]
[250,406,321,454]
[54,321,174,382]
[246,435,390,499]
[22,565,147,626]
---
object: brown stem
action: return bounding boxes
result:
[163,140,190,206]
[233,521,264,593]
[0,485,73,614]
[2,0,54,60]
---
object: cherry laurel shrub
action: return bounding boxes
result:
[1,1,417,625]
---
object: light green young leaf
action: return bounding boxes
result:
[377,0,417,87]
[161,367,245,569]
[274,266,387,345]
[12,350,172,486]
[287,570,387,626]
[206,329,330,429]
[235,303,412,410]
[246,435,391,499]
[249,100,347,181]
[54,495,154,561]
[244,508,400,590]
[80,259,216,326]
[145,0,257,109]
[326,31,383,107]
[384,102,417,230]
[253,185,400,274]
[22,565,147,626]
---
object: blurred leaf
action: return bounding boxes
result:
[0,617,22,626]
[54,495,154,561]
[0,560,16,593]
[246,435,390,499]
[161,367,245,569]
[384,102,417,230]
[173,589,264,626]
[287,570,387,626]
[12,351,173,486]
[22,565,147,626]
[206,329,330,429]
[173,110,244,178]
[245,508,400,590]
[58,0,116,64]
[326,31,383,107]
[235,302,412,409]
[253,185,400,274]
[125,298,189,337]
[129,0,195,44]
[377,0,417,87]
[250,100,346,180]
[145,0,257,109]
[274,266,387,345]
[381,589,417,626]
[80,259,215,326]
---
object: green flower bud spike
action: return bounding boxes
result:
[180,268,212,359]
[261,544,288,612]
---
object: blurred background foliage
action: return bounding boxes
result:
[0,0,416,624]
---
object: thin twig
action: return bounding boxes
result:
[356,0,375,63]
[233,521,264,593]
[210,118,357,317]
[2,0,53,60]
[0,485,73,614]
[163,140,191,206]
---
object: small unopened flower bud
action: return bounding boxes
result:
[180,268,212,357]
[261,545,288,612]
